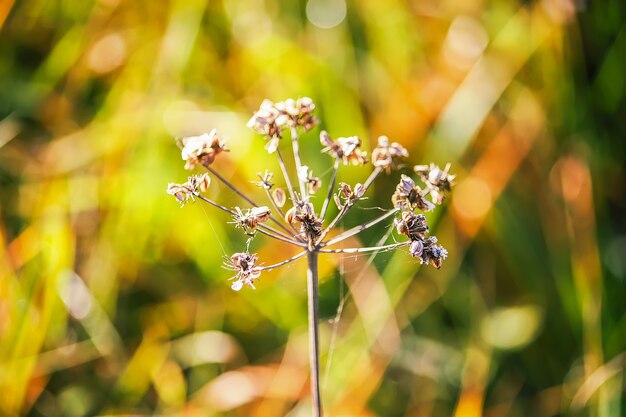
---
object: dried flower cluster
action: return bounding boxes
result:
[168,96,454,284]
[247,97,318,153]
[224,252,262,291]
[180,129,228,170]
[320,131,368,166]
[166,173,210,206]
[167,96,456,417]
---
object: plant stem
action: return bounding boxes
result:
[291,126,308,200]
[321,208,399,247]
[275,148,297,204]
[264,187,301,236]
[320,158,339,221]
[196,195,306,247]
[318,241,409,254]
[260,251,307,270]
[362,166,382,192]
[207,166,294,236]
[306,251,322,417]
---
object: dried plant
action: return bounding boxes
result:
[167,98,455,417]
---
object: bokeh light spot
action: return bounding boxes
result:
[452,177,492,220]
[306,0,346,29]
[480,305,543,350]
[87,33,126,74]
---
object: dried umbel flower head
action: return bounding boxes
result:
[232,206,272,234]
[224,252,262,291]
[286,201,322,242]
[247,99,283,147]
[166,174,210,206]
[334,182,366,209]
[248,97,318,153]
[371,135,409,171]
[320,131,368,166]
[414,163,456,204]
[391,175,435,212]
[181,130,228,170]
[409,236,448,269]
[275,97,318,131]
[395,211,429,241]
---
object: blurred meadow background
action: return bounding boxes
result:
[1,0,625,416]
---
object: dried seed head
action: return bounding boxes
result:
[371,135,409,171]
[334,182,367,209]
[166,174,210,206]
[224,252,262,291]
[247,99,283,144]
[414,236,448,269]
[391,175,435,212]
[232,206,272,234]
[414,163,456,204]
[253,170,274,190]
[320,131,368,165]
[275,97,318,131]
[272,188,287,207]
[395,211,428,240]
[181,130,228,170]
[286,201,322,242]
[248,98,318,152]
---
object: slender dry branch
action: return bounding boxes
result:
[317,241,408,254]
[362,166,383,192]
[291,126,308,200]
[263,187,300,236]
[257,226,308,247]
[207,166,295,236]
[275,148,297,204]
[320,158,340,221]
[321,208,399,247]
[260,251,307,270]
[197,195,305,247]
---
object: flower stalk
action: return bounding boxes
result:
[168,97,455,417]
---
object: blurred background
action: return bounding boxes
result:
[1,0,625,416]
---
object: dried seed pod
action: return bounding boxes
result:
[272,187,286,207]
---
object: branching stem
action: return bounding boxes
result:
[318,241,409,254]
[321,208,399,247]
[275,148,297,204]
[260,251,307,270]
[320,158,339,221]
[291,126,308,200]
[207,166,294,236]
